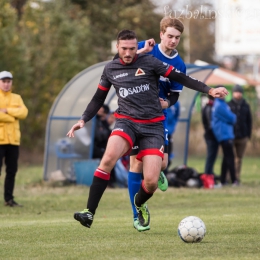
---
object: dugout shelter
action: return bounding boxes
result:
[43,61,217,181]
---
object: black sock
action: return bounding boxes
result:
[87,176,109,215]
[135,182,154,207]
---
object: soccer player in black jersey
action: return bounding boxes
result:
[67,29,228,231]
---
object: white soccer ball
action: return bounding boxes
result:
[178,216,206,243]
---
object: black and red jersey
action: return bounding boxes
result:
[81,54,210,123]
[99,54,173,121]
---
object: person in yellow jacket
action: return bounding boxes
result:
[0,71,28,207]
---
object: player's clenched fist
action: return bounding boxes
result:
[208,87,229,98]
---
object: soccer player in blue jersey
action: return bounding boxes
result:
[128,17,186,231]
[67,29,228,232]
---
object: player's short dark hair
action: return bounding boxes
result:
[117,30,138,43]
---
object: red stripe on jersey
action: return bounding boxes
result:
[114,113,165,123]
[94,168,110,180]
[98,84,109,91]
[110,130,133,155]
[136,148,164,161]
[164,65,174,77]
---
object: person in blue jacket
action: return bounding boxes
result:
[202,95,219,175]
[211,89,237,186]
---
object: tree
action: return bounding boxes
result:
[0,1,28,72]
[1,0,167,160]
[17,0,96,151]
[10,0,27,20]
[188,3,215,63]
[71,0,163,61]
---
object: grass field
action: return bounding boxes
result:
[0,157,260,260]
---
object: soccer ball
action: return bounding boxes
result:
[178,216,206,243]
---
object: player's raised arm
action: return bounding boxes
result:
[137,38,156,54]
[167,67,228,98]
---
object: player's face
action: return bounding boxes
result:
[160,27,181,51]
[117,39,138,64]
[0,79,12,92]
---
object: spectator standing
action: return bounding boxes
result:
[202,96,219,175]
[0,71,28,207]
[228,85,252,183]
[211,90,237,186]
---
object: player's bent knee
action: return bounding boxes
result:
[144,174,159,187]
[143,179,158,192]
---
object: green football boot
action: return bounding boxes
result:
[158,171,168,191]
[134,195,150,227]
[133,218,150,232]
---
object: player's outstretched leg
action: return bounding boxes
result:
[74,209,94,228]
[158,171,168,191]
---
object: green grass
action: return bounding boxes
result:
[0,157,260,260]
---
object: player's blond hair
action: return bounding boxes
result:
[160,17,184,34]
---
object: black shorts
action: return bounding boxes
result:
[131,118,169,156]
[110,118,164,160]
[131,143,168,156]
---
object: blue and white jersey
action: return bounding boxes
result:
[138,41,186,101]
[138,41,186,146]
